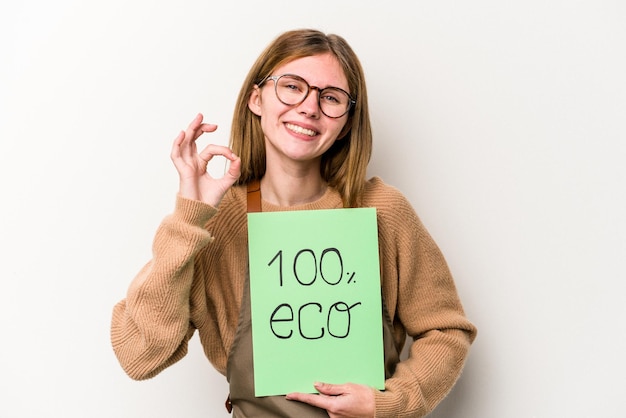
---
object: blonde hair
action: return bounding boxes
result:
[229,29,372,208]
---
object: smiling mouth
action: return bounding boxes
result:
[286,123,318,137]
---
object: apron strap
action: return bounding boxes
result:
[246,179,262,213]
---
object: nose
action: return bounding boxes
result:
[296,87,321,118]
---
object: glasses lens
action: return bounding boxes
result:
[318,87,351,118]
[275,75,308,105]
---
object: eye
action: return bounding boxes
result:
[279,77,306,93]
[321,95,339,104]
[320,89,345,105]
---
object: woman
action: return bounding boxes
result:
[111,29,477,417]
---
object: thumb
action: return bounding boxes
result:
[224,154,241,181]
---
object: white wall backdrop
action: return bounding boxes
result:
[1,1,625,417]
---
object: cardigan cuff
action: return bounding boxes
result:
[173,195,218,227]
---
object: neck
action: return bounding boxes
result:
[261,165,327,207]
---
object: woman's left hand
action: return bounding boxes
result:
[286,382,375,418]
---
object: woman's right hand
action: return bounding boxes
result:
[170,113,241,206]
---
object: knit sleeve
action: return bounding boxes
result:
[110,195,218,380]
[371,183,477,417]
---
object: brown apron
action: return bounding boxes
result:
[224,180,401,416]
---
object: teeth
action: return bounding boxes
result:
[286,123,317,137]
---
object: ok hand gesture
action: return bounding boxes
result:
[170,113,241,206]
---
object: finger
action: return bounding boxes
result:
[192,123,219,141]
[285,392,330,410]
[198,144,238,163]
[185,114,218,136]
[171,116,199,162]
[180,115,218,160]
[314,382,346,396]
[170,130,186,160]
[171,128,200,163]
[172,130,185,147]
[185,112,204,132]
[181,113,205,148]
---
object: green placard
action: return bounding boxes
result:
[247,208,384,397]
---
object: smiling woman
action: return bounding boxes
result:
[110,28,476,418]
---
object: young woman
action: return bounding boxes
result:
[111,29,477,417]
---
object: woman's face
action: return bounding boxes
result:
[248,53,350,168]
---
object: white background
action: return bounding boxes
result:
[1,1,625,417]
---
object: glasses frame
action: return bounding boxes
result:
[260,74,356,119]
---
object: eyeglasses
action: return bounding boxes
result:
[259,74,356,118]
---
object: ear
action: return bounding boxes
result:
[248,85,262,116]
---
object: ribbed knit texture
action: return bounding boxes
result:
[111,177,477,417]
